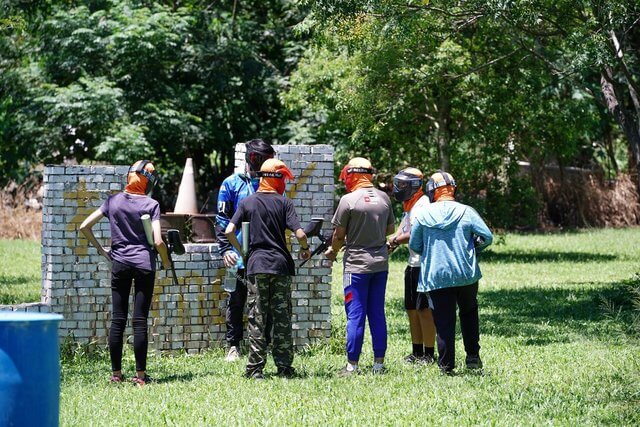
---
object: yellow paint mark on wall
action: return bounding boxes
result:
[285,162,317,250]
[63,179,117,256]
[286,162,317,199]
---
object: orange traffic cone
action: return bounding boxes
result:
[174,158,198,214]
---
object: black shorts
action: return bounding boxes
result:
[404,266,429,310]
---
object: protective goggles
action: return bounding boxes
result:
[256,168,294,180]
[128,160,159,192]
[339,166,375,182]
[392,172,423,202]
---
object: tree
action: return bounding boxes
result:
[0,0,308,206]
[286,0,608,227]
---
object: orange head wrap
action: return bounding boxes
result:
[339,157,374,193]
[399,167,424,212]
[257,158,294,195]
[428,171,456,202]
[125,160,156,195]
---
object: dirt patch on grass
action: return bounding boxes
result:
[0,180,42,240]
[544,173,640,228]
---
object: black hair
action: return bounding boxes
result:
[245,139,275,157]
[245,139,275,172]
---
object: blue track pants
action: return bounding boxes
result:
[343,271,388,361]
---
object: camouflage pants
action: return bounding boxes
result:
[246,274,293,375]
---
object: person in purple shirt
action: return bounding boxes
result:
[80,160,171,386]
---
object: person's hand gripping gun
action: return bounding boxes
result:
[299,217,333,267]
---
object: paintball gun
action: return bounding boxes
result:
[142,214,185,286]
[300,217,333,267]
[166,229,185,286]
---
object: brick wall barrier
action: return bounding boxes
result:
[0,144,334,352]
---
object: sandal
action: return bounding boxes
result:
[109,374,125,384]
[131,375,153,386]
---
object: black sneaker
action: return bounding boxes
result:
[276,367,296,378]
[466,355,483,369]
[404,354,420,364]
[244,370,265,381]
[440,367,455,376]
[419,354,435,365]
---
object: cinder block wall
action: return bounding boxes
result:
[0,145,334,352]
[238,144,335,343]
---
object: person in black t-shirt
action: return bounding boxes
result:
[225,158,310,379]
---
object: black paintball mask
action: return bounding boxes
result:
[245,139,275,173]
[129,160,159,195]
[392,171,423,202]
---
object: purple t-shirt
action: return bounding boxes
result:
[99,192,160,271]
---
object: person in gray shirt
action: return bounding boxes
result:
[325,157,395,375]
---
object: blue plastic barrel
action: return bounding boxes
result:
[0,311,63,427]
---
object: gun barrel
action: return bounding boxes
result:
[170,262,179,286]
[299,232,333,267]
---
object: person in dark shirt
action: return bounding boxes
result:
[215,139,275,362]
[80,160,171,386]
[225,158,310,380]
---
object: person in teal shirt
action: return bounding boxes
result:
[409,170,493,373]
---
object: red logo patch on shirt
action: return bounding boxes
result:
[364,196,370,202]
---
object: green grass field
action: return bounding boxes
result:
[4,229,640,425]
[0,239,41,304]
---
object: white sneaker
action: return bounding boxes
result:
[225,346,240,362]
[338,363,359,377]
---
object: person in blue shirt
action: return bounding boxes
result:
[215,139,275,361]
[409,171,493,374]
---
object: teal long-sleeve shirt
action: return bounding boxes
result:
[409,201,493,292]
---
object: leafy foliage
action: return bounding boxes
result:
[2,0,639,226]
[285,0,639,228]
[1,0,307,208]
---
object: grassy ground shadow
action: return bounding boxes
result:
[385,282,633,346]
[480,250,617,263]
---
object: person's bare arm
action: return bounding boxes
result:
[294,228,311,260]
[152,220,171,269]
[224,223,243,260]
[324,226,346,262]
[79,209,111,260]
[387,229,410,253]
[392,230,410,244]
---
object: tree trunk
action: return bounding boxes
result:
[600,66,640,193]
[603,122,618,177]
[436,96,451,171]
